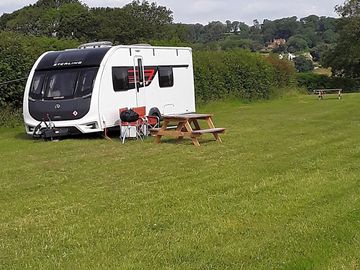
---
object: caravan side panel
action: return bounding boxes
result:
[98,46,196,129]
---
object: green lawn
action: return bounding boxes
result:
[1,94,360,269]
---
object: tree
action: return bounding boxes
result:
[224,20,240,34]
[287,35,309,52]
[0,0,173,43]
[310,43,333,62]
[294,55,314,72]
[202,21,226,43]
[323,0,360,78]
[322,29,337,43]
[0,0,344,52]
[238,22,250,39]
[35,0,80,8]
[262,19,277,42]
[300,15,319,29]
[318,16,337,32]
[335,0,360,17]
[187,23,204,43]
[57,3,93,39]
[122,0,173,42]
[273,16,299,40]
[231,21,240,34]
[225,20,232,33]
[220,35,252,50]
[249,19,262,43]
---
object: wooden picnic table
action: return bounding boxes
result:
[313,89,342,100]
[149,113,225,146]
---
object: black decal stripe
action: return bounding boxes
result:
[158,65,189,68]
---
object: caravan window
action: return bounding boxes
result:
[158,66,174,88]
[30,72,46,99]
[112,67,135,91]
[45,70,79,99]
[29,68,98,100]
[75,68,98,97]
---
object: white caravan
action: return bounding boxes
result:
[23,42,196,136]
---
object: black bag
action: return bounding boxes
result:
[120,109,139,122]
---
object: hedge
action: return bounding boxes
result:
[297,72,360,92]
[0,31,79,108]
[193,50,296,102]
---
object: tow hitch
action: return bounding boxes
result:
[33,114,69,140]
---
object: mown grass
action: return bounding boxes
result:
[1,94,360,269]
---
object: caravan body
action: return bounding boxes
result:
[23,43,195,135]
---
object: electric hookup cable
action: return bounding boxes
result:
[0,77,27,86]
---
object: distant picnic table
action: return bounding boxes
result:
[149,113,225,146]
[313,89,342,100]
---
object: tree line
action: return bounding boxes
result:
[0,0,172,43]
[0,0,338,54]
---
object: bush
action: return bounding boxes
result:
[0,31,79,108]
[265,54,297,88]
[193,50,297,102]
[193,50,273,102]
[0,107,22,127]
[297,72,360,92]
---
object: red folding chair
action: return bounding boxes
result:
[137,107,160,133]
[146,114,159,131]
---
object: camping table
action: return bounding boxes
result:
[149,113,225,146]
[314,89,342,100]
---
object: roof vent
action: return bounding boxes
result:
[78,41,113,49]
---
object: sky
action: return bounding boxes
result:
[0,0,341,25]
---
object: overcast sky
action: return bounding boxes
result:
[0,0,341,25]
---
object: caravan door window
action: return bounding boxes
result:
[158,66,174,88]
[112,67,135,91]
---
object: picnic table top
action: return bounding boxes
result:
[162,113,213,120]
[313,89,342,93]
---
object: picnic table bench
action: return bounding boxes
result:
[313,89,342,100]
[149,113,225,146]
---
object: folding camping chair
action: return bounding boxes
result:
[119,106,160,143]
[131,106,161,136]
[146,114,160,131]
[119,107,146,143]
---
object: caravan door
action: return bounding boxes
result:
[133,56,146,107]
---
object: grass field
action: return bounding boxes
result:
[2,94,360,269]
[313,67,332,76]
